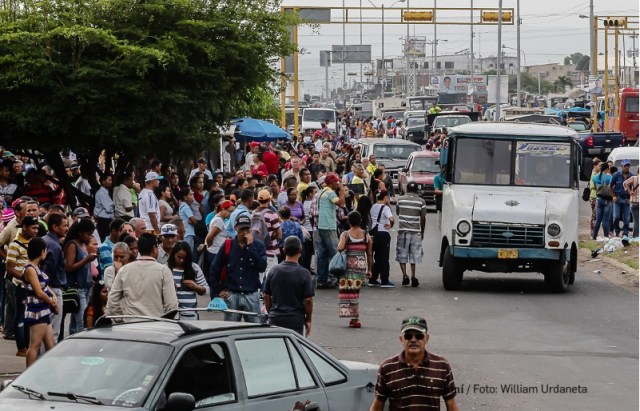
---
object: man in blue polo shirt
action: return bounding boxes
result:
[43,213,69,341]
[610,160,635,237]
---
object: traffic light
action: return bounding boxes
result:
[481,11,513,22]
[603,18,627,28]
[403,10,433,22]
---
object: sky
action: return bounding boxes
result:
[280,0,639,95]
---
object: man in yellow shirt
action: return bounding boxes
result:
[367,154,378,175]
[297,168,311,201]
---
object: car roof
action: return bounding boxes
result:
[74,320,268,344]
[357,138,421,146]
[409,151,440,158]
[449,122,579,140]
[609,146,640,160]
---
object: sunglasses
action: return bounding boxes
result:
[403,331,425,341]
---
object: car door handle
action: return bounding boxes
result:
[305,402,321,411]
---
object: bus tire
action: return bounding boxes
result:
[442,246,463,290]
[544,255,569,293]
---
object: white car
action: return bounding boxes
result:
[607,146,639,168]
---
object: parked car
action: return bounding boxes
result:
[607,146,639,168]
[0,317,378,410]
[404,116,427,144]
[357,138,422,187]
[577,131,623,159]
[397,151,441,208]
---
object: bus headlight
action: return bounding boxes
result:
[547,223,561,238]
[457,220,471,236]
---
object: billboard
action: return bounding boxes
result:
[437,75,488,104]
[405,36,427,58]
[331,45,372,64]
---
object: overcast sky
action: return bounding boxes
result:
[280,0,639,94]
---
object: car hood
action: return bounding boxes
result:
[408,172,436,184]
[473,193,546,225]
[375,159,409,170]
[407,125,424,133]
[0,398,135,410]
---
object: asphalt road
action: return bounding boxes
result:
[0,199,638,410]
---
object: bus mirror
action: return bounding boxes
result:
[435,160,440,166]
[580,157,593,182]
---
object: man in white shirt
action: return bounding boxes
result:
[243,142,260,171]
[94,173,115,240]
[282,156,302,185]
[113,172,136,220]
[189,158,213,181]
[138,172,162,235]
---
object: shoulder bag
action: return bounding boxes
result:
[595,174,612,200]
[329,233,349,277]
[368,205,386,236]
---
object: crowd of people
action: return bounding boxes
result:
[0,124,435,366]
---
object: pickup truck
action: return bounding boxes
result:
[577,131,623,159]
[424,111,480,140]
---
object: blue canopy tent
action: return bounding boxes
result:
[232,117,291,142]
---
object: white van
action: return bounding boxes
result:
[439,123,583,292]
[301,108,337,133]
[607,146,639,169]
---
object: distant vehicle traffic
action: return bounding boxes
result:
[301,108,337,133]
[577,131,623,159]
[357,138,422,187]
[0,318,378,410]
[617,88,639,145]
[397,151,441,208]
[404,116,427,144]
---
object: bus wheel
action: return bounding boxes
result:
[442,246,463,290]
[544,255,569,293]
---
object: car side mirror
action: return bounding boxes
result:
[305,402,321,411]
[164,393,195,411]
[580,157,593,182]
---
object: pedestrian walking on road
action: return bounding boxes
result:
[396,182,426,287]
[264,236,314,336]
[592,163,613,239]
[368,190,394,288]
[370,316,459,411]
[336,211,372,328]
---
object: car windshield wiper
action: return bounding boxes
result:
[47,391,103,405]
[12,384,46,400]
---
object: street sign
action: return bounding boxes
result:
[331,45,372,63]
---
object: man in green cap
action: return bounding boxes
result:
[370,316,459,411]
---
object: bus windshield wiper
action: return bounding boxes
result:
[48,391,103,405]
[12,384,45,400]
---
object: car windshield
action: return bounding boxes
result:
[1,338,172,407]
[625,96,639,112]
[406,117,425,127]
[434,116,471,128]
[614,159,639,167]
[374,144,417,160]
[568,122,587,131]
[303,109,335,122]
[452,138,572,188]
[411,157,439,173]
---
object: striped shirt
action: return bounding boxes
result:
[7,233,30,287]
[375,350,457,410]
[171,263,209,320]
[396,193,427,233]
[261,208,281,257]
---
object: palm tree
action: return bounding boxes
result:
[554,76,573,93]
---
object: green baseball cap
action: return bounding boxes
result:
[401,316,428,333]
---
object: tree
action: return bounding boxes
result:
[576,55,590,72]
[554,75,573,92]
[564,52,585,66]
[0,0,295,203]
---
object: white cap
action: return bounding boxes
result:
[145,171,163,182]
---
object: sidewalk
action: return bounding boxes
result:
[0,336,25,383]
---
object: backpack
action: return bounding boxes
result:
[251,208,271,243]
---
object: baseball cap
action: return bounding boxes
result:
[622,160,631,166]
[72,207,90,218]
[257,189,272,202]
[249,142,260,148]
[145,171,164,182]
[197,158,207,164]
[401,316,428,334]
[325,174,340,185]
[22,216,39,227]
[219,200,235,210]
[2,209,15,223]
[316,175,326,186]
[406,181,419,192]
[235,214,251,229]
[160,224,178,236]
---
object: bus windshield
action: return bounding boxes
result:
[303,109,335,122]
[452,138,572,188]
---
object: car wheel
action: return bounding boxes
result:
[544,254,569,293]
[442,246,463,290]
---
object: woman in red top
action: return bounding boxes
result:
[84,281,108,329]
[251,153,269,178]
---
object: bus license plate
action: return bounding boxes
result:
[498,249,518,259]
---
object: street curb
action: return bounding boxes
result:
[578,245,638,273]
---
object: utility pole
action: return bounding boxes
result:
[589,0,595,131]
[382,4,385,98]
[360,0,363,100]
[433,0,437,76]
[516,0,521,106]
[342,0,346,105]
[470,0,474,109]
[406,0,411,98]
[495,0,503,122]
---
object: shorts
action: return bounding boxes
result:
[395,231,423,264]
[26,315,51,326]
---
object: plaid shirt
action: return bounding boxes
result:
[623,175,639,204]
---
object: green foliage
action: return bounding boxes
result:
[564,52,585,66]
[553,75,573,92]
[0,0,295,157]
[576,55,590,71]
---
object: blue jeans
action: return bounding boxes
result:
[223,291,260,323]
[69,288,90,335]
[314,229,339,283]
[632,204,639,238]
[613,199,631,236]
[593,197,613,239]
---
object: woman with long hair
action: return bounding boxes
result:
[119,234,138,261]
[63,218,97,335]
[285,187,304,222]
[23,237,57,366]
[368,189,395,287]
[355,195,373,231]
[300,186,317,273]
[84,281,108,329]
[155,185,175,224]
[336,211,372,329]
[167,241,209,319]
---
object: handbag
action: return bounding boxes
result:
[368,205,386,236]
[595,174,612,200]
[329,233,349,277]
[582,186,591,202]
[62,288,80,314]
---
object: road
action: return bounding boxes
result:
[0,201,638,410]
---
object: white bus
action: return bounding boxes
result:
[301,108,337,133]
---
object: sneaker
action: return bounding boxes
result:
[15,349,27,357]
[380,281,396,288]
[402,276,410,286]
[3,333,15,341]
[349,319,362,328]
[367,280,381,287]
[411,277,420,288]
